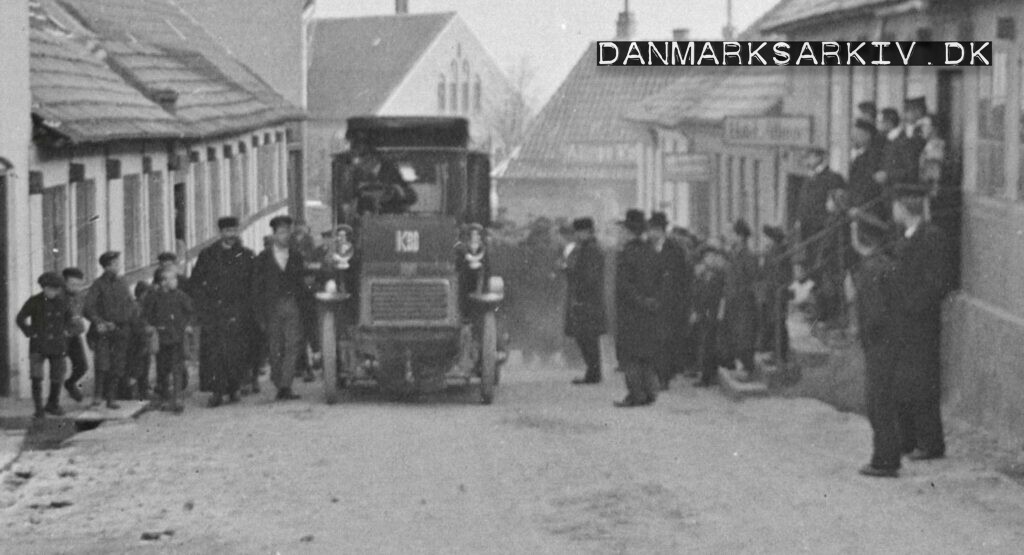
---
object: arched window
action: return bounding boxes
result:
[461,61,471,113]
[449,60,459,112]
[474,76,482,113]
[437,75,446,113]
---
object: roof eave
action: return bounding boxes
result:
[760,1,895,34]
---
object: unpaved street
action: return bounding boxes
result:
[4,364,1024,554]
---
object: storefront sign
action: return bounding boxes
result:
[724,116,813,147]
[663,153,712,181]
[563,142,637,164]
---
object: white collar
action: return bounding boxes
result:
[904,221,921,239]
[887,127,901,141]
[814,162,829,175]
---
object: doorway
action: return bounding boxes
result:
[174,181,187,258]
[936,70,964,289]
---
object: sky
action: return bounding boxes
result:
[315,0,780,106]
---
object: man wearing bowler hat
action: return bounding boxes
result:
[889,183,954,461]
[613,209,660,407]
[648,211,692,390]
[190,216,256,407]
[252,215,313,401]
[564,217,607,385]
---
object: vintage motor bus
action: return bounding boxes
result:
[318,116,506,403]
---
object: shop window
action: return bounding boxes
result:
[123,174,145,270]
[42,185,67,272]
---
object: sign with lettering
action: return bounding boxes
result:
[563,143,638,164]
[663,153,712,181]
[395,230,419,253]
[723,116,813,147]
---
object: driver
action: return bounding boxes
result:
[351,144,418,215]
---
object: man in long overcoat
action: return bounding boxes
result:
[614,209,660,407]
[190,216,256,407]
[849,119,885,217]
[564,217,607,385]
[722,220,760,381]
[890,185,953,461]
[796,147,846,266]
[760,225,792,365]
[850,211,902,478]
[648,212,691,390]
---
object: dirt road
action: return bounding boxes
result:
[4,364,1024,554]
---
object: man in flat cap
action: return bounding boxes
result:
[252,215,313,401]
[849,210,902,477]
[648,212,692,390]
[721,219,760,381]
[190,216,256,407]
[613,209,660,407]
[84,251,137,409]
[849,119,886,218]
[889,184,954,462]
[796,147,846,267]
[564,217,607,385]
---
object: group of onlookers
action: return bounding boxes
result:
[15,214,353,418]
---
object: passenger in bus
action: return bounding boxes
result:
[351,145,418,215]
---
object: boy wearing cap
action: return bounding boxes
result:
[889,185,953,461]
[17,272,75,417]
[252,215,312,401]
[613,209,660,407]
[564,217,607,385]
[190,216,256,407]
[61,267,89,402]
[850,211,901,478]
[84,251,137,409]
[142,267,195,413]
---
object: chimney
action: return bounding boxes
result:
[615,0,635,40]
[721,0,736,39]
[672,28,690,41]
[396,0,408,14]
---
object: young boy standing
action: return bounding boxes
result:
[141,267,195,412]
[16,272,75,418]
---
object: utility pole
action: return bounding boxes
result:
[723,0,736,40]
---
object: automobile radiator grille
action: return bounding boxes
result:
[369,279,450,323]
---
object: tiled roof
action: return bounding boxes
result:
[624,68,790,128]
[29,0,303,144]
[758,0,896,32]
[501,43,687,182]
[307,13,455,121]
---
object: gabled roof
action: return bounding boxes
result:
[501,43,687,183]
[758,0,896,32]
[308,13,455,121]
[29,0,303,144]
[624,68,790,128]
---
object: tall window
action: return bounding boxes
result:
[462,61,471,113]
[209,155,221,221]
[725,155,734,224]
[74,179,97,279]
[437,75,446,112]
[193,159,209,242]
[123,174,145,270]
[148,172,165,259]
[42,185,67,272]
[474,76,482,113]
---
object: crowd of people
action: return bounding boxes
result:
[561,94,956,478]
[15,214,357,418]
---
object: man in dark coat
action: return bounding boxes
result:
[722,220,760,381]
[648,212,692,390]
[190,216,256,407]
[849,119,885,217]
[850,211,902,478]
[890,184,954,461]
[796,147,846,265]
[564,217,607,385]
[760,225,792,366]
[875,108,927,200]
[252,215,313,401]
[614,209,660,407]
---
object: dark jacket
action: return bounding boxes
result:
[614,237,659,362]
[853,250,899,386]
[848,145,885,213]
[797,167,847,238]
[564,237,607,338]
[880,131,927,189]
[724,243,759,352]
[83,271,137,327]
[651,237,691,333]
[190,240,256,325]
[17,293,73,356]
[142,288,195,346]
[891,223,953,402]
[762,241,793,314]
[251,246,312,327]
